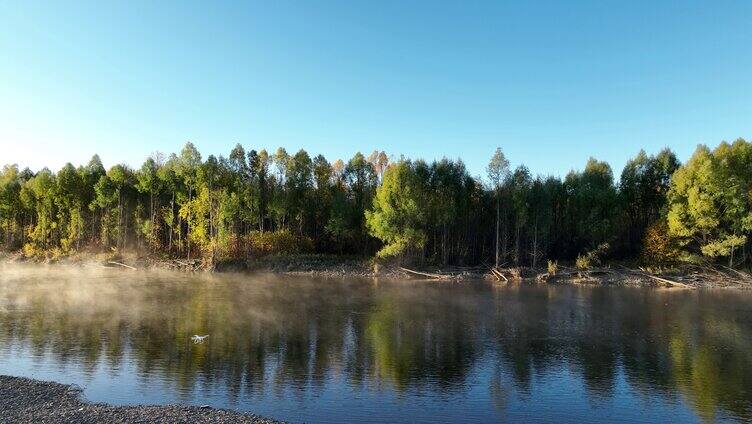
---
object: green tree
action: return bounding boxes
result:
[157,155,182,252]
[619,148,680,256]
[91,165,134,250]
[561,158,618,259]
[667,139,752,265]
[311,154,333,246]
[250,149,271,232]
[340,152,378,252]
[487,148,509,267]
[285,149,313,234]
[55,163,86,251]
[22,169,57,252]
[526,177,556,268]
[366,161,427,260]
[509,166,532,265]
[135,156,162,250]
[81,155,105,245]
[0,165,26,249]
[176,142,202,259]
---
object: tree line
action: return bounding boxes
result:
[0,138,750,267]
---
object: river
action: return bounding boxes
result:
[0,264,750,423]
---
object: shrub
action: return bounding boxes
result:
[642,221,680,264]
[22,243,40,258]
[575,254,590,270]
[247,230,313,256]
[547,260,558,275]
[576,242,610,270]
[509,267,521,279]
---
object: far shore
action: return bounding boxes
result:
[2,251,751,289]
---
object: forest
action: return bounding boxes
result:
[0,138,750,269]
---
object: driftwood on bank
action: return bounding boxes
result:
[538,269,587,280]
[399,267,452,280]
[91,253,752,288]
[627,268,690,288]
[107,261,136,270]
[720,265,752,284]
[537,266,691,288]
[490,267,508,282]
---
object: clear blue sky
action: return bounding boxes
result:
[1,1,750,179]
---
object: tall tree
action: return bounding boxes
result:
[487,148,510,267]
[509,166,532,265]
[285,149,313,234]
[176,142,202,259]
[135,157,161,250]
[366,161,427,260]
[667,139,752,266]
[252,149,270,232]
[0,165,24,249]
[55,163,86,251]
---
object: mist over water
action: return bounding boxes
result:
[0,264,750,423]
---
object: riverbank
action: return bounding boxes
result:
[2,251,751,289]
[0,375,279,423]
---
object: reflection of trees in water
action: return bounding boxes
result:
[364,287,479,391]
[0,272,750,422]
[489,286,752,422]
[666,293,752,423]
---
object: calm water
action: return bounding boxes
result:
[0,265,751,423]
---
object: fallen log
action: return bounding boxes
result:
[546,270,582,278]
[174,260,200,268]
[698,264,729,279]
[585,268,616,276]
[107,261,136,270]
[642,273,689,288]
[399,267,451,280]
[490,267,508,282]
[618,266,690,288]
[720,265,752,283]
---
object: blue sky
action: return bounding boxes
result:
[1,1,750,179]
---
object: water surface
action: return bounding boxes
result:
[0,264,750,423]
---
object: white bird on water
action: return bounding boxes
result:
[191,335,209,344]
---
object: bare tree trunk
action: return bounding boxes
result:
[118,189,123,250]
[150,191,155,252]
[730,245,735,268]
[501,213,509,266]
[123,203,128,250]
[177,215,182,255]
[532,220,538,269]
[515,224,521,265]
[495,190,500,267]
[169,192,174,252]
[442,223,447,265]
[187,187,192,261]
[77,208,82,250]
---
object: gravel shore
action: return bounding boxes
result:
[0,375,280,424]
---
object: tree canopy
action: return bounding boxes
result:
[1,138,751,268]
